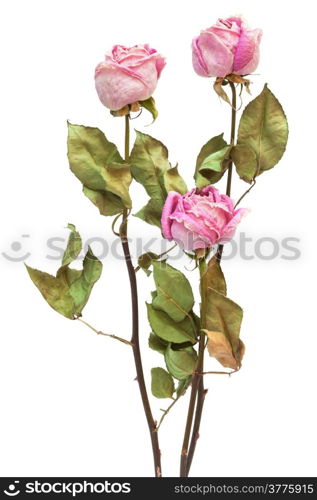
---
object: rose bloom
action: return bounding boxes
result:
[95,44,166,111]
[161,186,248,251]
[192,16,262,78]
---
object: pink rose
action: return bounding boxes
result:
[192,16,262,78]
[95,44,166,111]
[161,186,248,251]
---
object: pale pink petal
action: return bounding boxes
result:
[161,191,182,240]
[170,220,215,251]
[196,30,234,77]
[155,56,166,78]
[192,37,209,77]
[220,208,249,241]
[95,58,158,110]
[170,210,220,244]
[95,44,165,110]
[211,18,240,51]
[236,29,262,74]
[232,19,262,74]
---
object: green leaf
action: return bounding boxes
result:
[152,262,194,322]
[130,131,186,227]
[67,123,132,212]
[149,333,168,354]
[130,131,170,199]
[62,223,82,267]
[176,377,191,396]
[195,134,229,188]
[26,225,102,319]
[137,252,160,276]
[204,288,244,370]
[82,186,124,216]
[101,162,132,208]
[26,266,75,319]
[67,247,102,316]
[231,146,257,183]
[232,84,289,183]
[163,166,188,194]
[165,345,197,380]
[67,123,123,189]
[147,303,196,344]
[139,96,158,122]
[198,146,231,185]
[134,198,164,228]
[151,367,174,399]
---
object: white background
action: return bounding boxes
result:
[1,0,316,478]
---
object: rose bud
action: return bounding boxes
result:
[161,186,248,251]
[95,44,166,111]
[192,16,262,78]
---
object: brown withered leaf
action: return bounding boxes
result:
[226,74,251,85]
[110,102,140,117]
[201,256,227,296]
[205,330,245,370]
[227,74,252,95]
[203,287,244,370]
[213,78,231,105]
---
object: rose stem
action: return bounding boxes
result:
[180,258,207,477]
[184,82,238,477]
[119,114,162,477]
[217,81,237,262]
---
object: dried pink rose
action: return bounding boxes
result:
[161,186,248,251]
[95,44,166,110]
[192,16,262,78]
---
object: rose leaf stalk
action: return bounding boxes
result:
[119,114,162,477]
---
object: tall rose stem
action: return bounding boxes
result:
[217,81,237,262]
[120,114,162,477]
[181,82,238,477]
[180,258,207,477]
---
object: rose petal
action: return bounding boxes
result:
[161,191,182,240]
[197,30,234,78]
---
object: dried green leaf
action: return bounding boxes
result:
[130,131,185,227]
[231,145,258,183]
[137,252,160,276]
[163,166,188,194]
[176,376,191,396]
[152,261,194,322]
[61,223,82,267]
[130,130,170,199]
[67,123,123,189]
[134,198,164,228]
[82,186,124,216]
[26,266,75,319]
[67,247,102,316]
[165,345,197,380]
[147,303,196,344]
[139,96,158,122]
[26,226,102,319]
[151,367,174,399]
[67,122,132,212]
[148,333,168,354]
[233,84,289,182]
[198,146,231,184]
[195,134,229,188]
